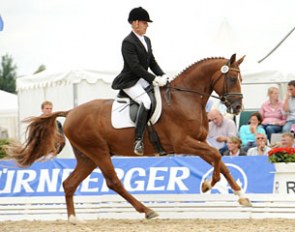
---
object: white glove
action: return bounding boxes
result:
[161,74,170,82]
[153,76,168,87]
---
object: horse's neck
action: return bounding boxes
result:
[171,63,217,98]
[167,60,223,112]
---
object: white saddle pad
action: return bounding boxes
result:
[111,86,162,129]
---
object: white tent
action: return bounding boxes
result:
[0,90,18,139]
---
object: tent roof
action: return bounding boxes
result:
[17,69,116,90]
[0,90,17,113]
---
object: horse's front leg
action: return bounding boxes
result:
[177,137,222,192]
[220,161,252,206]
[178,137,251,206]
[200,146,222,193]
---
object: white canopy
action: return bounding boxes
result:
[0,90,18,139]
[0,90,17,114]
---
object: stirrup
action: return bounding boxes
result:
[134,140,144,156]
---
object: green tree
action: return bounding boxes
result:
[0,54,17,93]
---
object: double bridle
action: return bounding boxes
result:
[165,61,243,106]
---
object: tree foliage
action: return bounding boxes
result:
[0,54,17,93]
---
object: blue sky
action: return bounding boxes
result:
[1,0,294,76]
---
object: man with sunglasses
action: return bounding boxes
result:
[247,133,271,156]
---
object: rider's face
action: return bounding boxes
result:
[133,20,149,36]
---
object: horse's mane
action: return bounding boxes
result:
[173,57,226,79]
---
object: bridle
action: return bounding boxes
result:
[165,60,243,106]
[211,61,243,105]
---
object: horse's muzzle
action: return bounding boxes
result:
[222,93,243,115]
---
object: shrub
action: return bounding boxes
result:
[0,139,9,159]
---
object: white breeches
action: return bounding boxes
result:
[123,78,151,110]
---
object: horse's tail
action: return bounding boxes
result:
[4,110,70,167]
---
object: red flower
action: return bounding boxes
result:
[268,147,295,163]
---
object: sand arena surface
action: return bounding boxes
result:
[1,219,295,232]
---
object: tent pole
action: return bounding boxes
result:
[258,26,295,63]
[73,83,78,107]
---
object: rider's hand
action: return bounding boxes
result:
[161,74,170,82]
[153,76,167,87]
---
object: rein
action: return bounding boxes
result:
[165,65,242,105]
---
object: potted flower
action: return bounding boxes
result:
[268,147,295,163]
[268,147,295,194]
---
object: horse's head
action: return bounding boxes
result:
[212,54,245,115]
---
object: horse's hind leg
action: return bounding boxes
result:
[94,154,158,219]
[62,147,96,224]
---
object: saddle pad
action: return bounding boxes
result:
[111,86,162,129]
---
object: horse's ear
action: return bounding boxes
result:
[237,55,246,65]
[229,54,236,65]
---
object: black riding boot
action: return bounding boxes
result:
[134,103,149,156]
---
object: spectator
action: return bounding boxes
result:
[260,86,286,141]
[282,80,295,133]
[239,112,266,152]
[207,109,237,154]
[280,132,294,148]
[247,133,271,156]
[223,136,246,156]
[41,101,63,135]
[41,100,65,153]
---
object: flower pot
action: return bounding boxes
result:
[273,162,295,194]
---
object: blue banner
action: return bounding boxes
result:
[0,156,275,197]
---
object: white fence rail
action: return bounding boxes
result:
[1,194,295,221]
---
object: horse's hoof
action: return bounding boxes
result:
[201,179,212,193]
[68,215,77,225]
[145,210,159,219]
[68,215,86,224]
[238,198,252,207]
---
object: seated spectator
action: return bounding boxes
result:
[280,132,295,148]
[247,133,271,156]
[207,109,237,154]
[239,112,266,152]
[282,80,295,133]
[223,136,246,156]
[259,86,286,141]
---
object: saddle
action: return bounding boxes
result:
[111,85,165,155]
[111,85,162,129]
[116,85,156,123]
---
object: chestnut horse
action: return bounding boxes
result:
[7,54,251,223]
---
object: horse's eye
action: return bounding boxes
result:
[230,76,237,83]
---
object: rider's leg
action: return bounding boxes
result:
[133,103,149,155]
[123,79,151,155]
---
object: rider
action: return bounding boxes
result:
[111,7,168,156]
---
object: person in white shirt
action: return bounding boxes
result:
[207,109,237,154]
[247,133,271,156]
